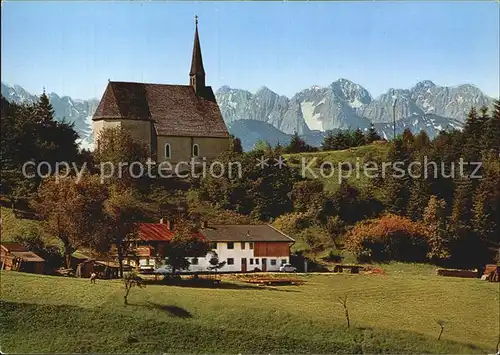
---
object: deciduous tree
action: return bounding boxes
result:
[161,218,210,274]
[31,175,108,268]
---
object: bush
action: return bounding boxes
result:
[344,214,429,263]
[272,212,314,235]
[291,180,324,212]
[203,207,256,225]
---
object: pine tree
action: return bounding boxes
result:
[229,135,243,154]
[462,107,482,163]
[481,100,500,154]
[365,123,381,143]
[472,152,500,255]
[492,98,500,120]
[478,105,490,125]
[352,128,366,147]
[284,132,316,153]
[449,176,482,267]
[321,130,337,151]
[384,138,412,215]
[423,195,450,262]
[407,177,431,221]
[450,177,474,235]
[413,130,431,153]
[463,106,479,137]
[274,140,284,155]
[334,131,350,150]
[36,91,55,124]
[401,128,415,150]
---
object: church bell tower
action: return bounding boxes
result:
[189,15,206,95]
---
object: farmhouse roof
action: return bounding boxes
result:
[1,242,29,252]
[10,251,45,262]
[92,82,229,138]
[200,225,295,243]
[136,223,205,242]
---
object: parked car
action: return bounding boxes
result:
[153,265,177,275]
[279,264,297,272]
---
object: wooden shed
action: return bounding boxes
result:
[483,264,500,282]
[1,243,45,274]
[73,251,121,279]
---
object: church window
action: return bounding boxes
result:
[192,144,199,157]
[165,143,171,159]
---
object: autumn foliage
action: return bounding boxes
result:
[344,214,429,262]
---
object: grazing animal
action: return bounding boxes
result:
[90,272,97,284]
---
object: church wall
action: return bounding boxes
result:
[156,136,230,165]
[93,119,153,155]
[93,120,230,167]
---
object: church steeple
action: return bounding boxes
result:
[190,15,206,95]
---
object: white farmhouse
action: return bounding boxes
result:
[124,221,295,273]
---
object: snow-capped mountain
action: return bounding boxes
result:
[1,82,99,150]
[362,88,425,123]
[215,79,495,141]
[373,114,463,140]
[410,81,492,119]
[2,79,495,151]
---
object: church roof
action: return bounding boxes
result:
[92,81,229,138]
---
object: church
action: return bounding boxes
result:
[92,17,230,165]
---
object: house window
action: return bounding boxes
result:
[191,257,198,265]
[249,259,254,265]
[211,242,217,249]
[270,259,277,266]
[249,242,254,249]
[227,258,234,265]
[164,143,171,159]
[241,242,246,249]
[227,242,234,249]
[192,144,199,157]
[281,259,287,265]
[255,258,259,264]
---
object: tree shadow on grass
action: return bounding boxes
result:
[146,302,192,318]
[127,301,192,318]
[144,278,299,292]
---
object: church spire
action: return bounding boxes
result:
[190,15,206,94]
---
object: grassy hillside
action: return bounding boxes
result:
[1,269,498,353]
[285,142,391,193]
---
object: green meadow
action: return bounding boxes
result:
[1,267,498,354]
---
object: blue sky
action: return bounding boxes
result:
[1,1,499,100]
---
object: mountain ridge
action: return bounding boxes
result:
[2,80,496,151]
